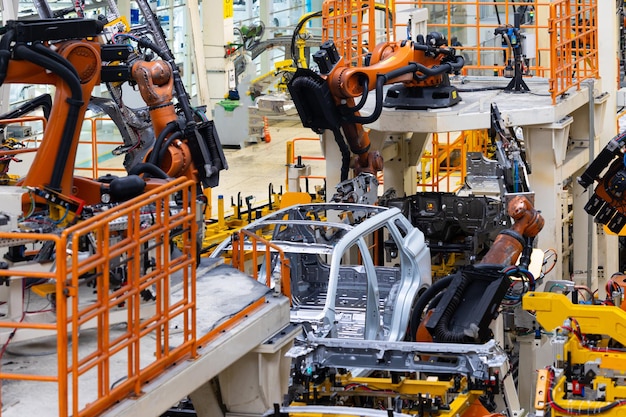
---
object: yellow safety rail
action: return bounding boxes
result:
[0,177,198,417]
[548,0,599,104]
[231,229,292,303]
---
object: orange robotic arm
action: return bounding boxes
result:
[288,34,463,178]
[411,195,544,343]
[130,60,198,184]
[2,38,102,197]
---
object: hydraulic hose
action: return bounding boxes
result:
[342,54,463,126]
[344,74,386,125]
[291,11,323,67]
[136,34,220,183]
[149,121,179,165]
[385,55,465,83]
[341,76,369,114]
[0,29,15,85]
[31,42,79,79]
[14,43,83,191]
[408,274,454,341]
[128,162,170,179]
[0,94,52,122]
[135,36,195,121]
[157,130,183,163]
[331,128,351,182]
[431,273,471,343]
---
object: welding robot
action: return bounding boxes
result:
[287,32,464,187]
[578,130,626,234]
[287,29,543,345]
[0,17,226,219]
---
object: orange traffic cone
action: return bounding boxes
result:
[263,116,271,143]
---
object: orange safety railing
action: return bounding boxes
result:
[322,0,394,66]
[417,130,489,192]
[231,229,291,302]
[405,1,551,78]
[0,177,198,417]
[418,132,464,192]
[321,0,598,104]
[75,116,127,179]
[0,115,47,147]
[548,0,599,104]
[286,137,326,193]
[0,116,47,183]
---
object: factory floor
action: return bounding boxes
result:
[207,119,324,217]
[91,118,321,217]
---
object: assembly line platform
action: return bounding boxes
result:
[1,260,292,417]
[366,76,600,133]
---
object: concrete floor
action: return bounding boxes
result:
[89,117,324,218]
[207,119,325,217]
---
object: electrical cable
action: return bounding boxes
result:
[31,42,80,79]
[149,122,179,165]
[157,130,183,163]
[331,128,351,182]
[128,162,170,179]
[341,77,370,114]
[455,86,506,92]
[408,274,454,341]
[547,367,626,415]
[542,248,558,275]
[343,75,386,125]
[291,11,323,68]
[13,43,84,191]
[0,29,15,85]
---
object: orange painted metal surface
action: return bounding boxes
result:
[322,0,393,66]
[406,1,551,77]
[321,0,597,105]
[417,131,489,193]
[231,229,292,303]
[4,40,102,197]
[548,0,598,103]
[75,116,127,179]
[0,178,226,417]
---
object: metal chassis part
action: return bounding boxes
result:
[288,337,508,380]
[286,336,524,417]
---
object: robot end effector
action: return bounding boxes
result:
[577,131,626,234]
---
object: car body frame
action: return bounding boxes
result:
[211,202,432,341]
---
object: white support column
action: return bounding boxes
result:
[187,0,211,109]
[378,131,430,197]
[594,0,619,280]
[572,170,599,289]
[321,130,343,199]
[189,379,226,417]
[218,324,300,416]
[259,1,271,75]
[203,0,234,109]
[525,125,567,281]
